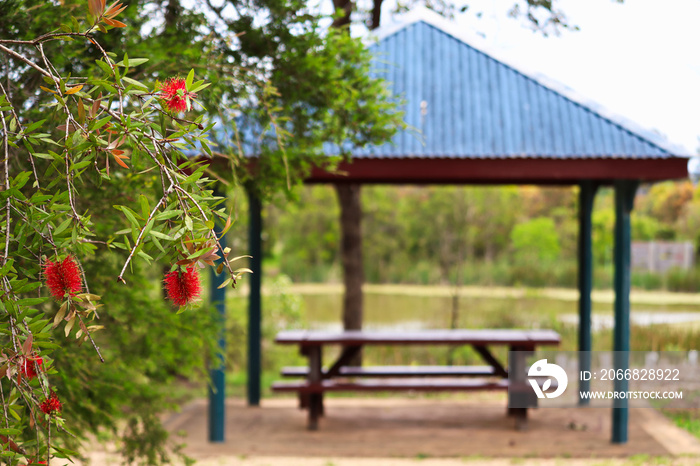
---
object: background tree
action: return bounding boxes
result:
[0,0,402,462]
[327,0,607,342]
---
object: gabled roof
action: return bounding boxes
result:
[348,8,688,160]
[196,9,689,184]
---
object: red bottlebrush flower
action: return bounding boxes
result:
[44,256,82,300]
[159,78,196,113]
[164,266,201,307]
[17,355,43,383]
[40,392,62,415]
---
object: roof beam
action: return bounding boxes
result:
[306,158,688,185]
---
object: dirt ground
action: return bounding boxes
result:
[81,394,700,465]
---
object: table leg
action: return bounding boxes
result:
[472,345,508,377]
[508,345,535,430]
[307,345,323,430]
[512,407,528,431]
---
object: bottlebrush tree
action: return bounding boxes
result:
[0,0,252,463]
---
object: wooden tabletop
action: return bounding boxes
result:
[275,329,560,346]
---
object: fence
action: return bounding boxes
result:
[631,241,694,273]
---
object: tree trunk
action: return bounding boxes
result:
[332,0,353,28]
[335,183,364,365]
[370,0,383,30]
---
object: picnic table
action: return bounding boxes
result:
[272,329,560,430]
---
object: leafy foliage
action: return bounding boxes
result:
[0,0,403,460]
[510,217,561,265]
[0,1,250,462]
[264,182,700,290]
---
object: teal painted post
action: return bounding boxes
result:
[208,186,227,443]
[247,188,262,406]
[612,180,638,444]
[578,181,597,405]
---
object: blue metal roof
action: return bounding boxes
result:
[349,10,688,159]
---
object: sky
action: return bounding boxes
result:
[374,0,700,155]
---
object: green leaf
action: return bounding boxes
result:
[54,217,72,236]
[71,129,86,147]
[149,230,174,241]
[51,445,80,458]
[184,215,193,231]
[95,59,114,76]
[120,206,140,228]
[7,407,21,422]
[15,297,50,306]
[91,115,111,131]
[189,82,212,94]
[24,119,47,134]
[71,159,92,171]
[217,277,232,289]
[137,251,153,263]
[139,195,151,219]
[142,218,155,239]
[185,69,195,90]
[150,234,166,253]
[12,171,31,189]
[122,76,149,90]
[186,248,210,260]
[115,58,148,67]
[183,169,204,184]
[228,255,252,264]
[155,210,183,220]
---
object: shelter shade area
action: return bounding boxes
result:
[209,9,690,445]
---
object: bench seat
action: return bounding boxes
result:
[272,378,509,394]
[280,365,498,378]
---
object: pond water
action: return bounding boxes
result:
[298,291,700,332]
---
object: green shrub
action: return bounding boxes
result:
[665,267,700,292]
[510,217,561,265]
[631,271,664,290]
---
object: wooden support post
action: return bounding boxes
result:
[335,183,364,366]
[307,346,323,430]
[578,181,598,405]
[208,186,227,442]
[508,345,534,431]
[247,187,262,407]
[612,180,638,444]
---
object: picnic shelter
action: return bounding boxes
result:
[207,8,691,445]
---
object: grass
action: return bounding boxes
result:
[663,410,700,439]
[235,282,700,306]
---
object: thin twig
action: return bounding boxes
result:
[0,32,90,46]
[0,99,11,266]
[117,183,174,282]
[0,81,37,189]
[0,376,9,430]
[0,43,54,81]
[76,313,104,363]
[35,43,85,225]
